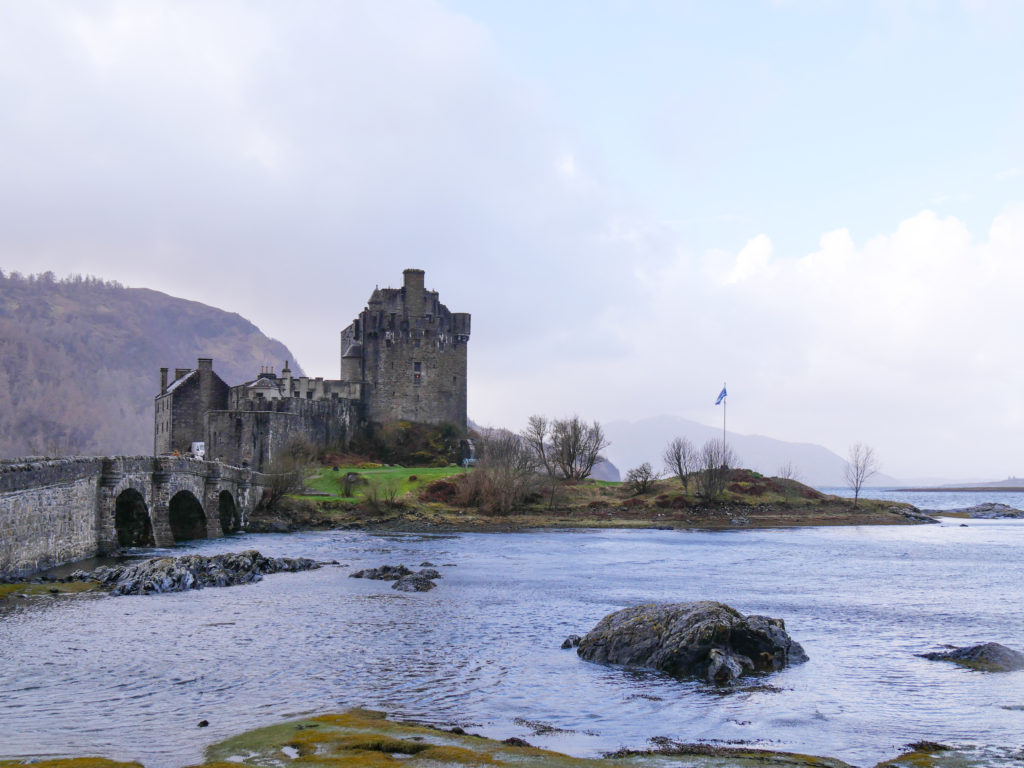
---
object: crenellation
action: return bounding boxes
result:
[156,269,469,471]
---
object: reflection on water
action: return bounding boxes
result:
[2,522,1024,767]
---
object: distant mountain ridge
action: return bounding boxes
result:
[604,415,899,489]
[0,272,302,457]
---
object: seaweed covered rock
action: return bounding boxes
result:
[918,642,1024,672]
[72,550,319,596]
[392,574,437,592]
[349,564,413,580]
[577,601,807,684]
[350,563,442,592]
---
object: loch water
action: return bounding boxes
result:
[2,517,1023,767]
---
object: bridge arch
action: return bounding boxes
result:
[218,490,241,534]
[114,488,155,548]
[168,490,207,542]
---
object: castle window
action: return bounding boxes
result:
[414,362,421,372]
[452,376,457,385]
[413,373,421,386]
[414,339,420,348]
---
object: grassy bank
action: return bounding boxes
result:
[252,465,923,533]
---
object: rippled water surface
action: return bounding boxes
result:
[3,521,1024,767]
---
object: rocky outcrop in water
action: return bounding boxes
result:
[349,563,441,592]
[918,642,1024,672]
[71,549,319,596]
[921,502,1024,519]
[576,601,807,684]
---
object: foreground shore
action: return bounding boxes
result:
[2,707,1014,768]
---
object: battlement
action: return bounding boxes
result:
[157,269,469,471]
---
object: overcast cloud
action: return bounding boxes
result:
[1,0,1022,482]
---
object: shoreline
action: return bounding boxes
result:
[1,707,1008,768]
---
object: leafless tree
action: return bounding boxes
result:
[844,442,879,508]
[260,437,316,510]
[549,415,610,481]
[521,415,560,508]
[694,438,738,502]
[457,428,540,514]
[776,461,801,482]
[662,436,697,492]
[775,460,803,500]
[625,462,660,495]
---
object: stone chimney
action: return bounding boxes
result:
[160,367,169,393]
[197,358,214,411]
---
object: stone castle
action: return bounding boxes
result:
[154,269,470,470]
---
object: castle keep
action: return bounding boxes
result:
[155,269,470,470]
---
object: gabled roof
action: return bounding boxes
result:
[164,370,196,394]
[246,377,280,389]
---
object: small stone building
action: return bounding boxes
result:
[155,269,470,470]
[154,358,229,455]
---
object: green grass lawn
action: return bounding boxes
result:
[299,464,467,502]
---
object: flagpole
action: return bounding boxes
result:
[722,381,727,450]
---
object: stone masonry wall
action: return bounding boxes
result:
[0,456,265,577]
[206,398,355,471]
[0,458,104,577]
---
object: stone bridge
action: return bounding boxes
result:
[0,456,268,577]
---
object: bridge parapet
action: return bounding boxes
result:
[0,456,267,577]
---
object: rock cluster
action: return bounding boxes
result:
[918,642,1024,672]
[349,563,442,592]
[71,549,319,596]
[922,502,1024,519]
[576,601,807,684]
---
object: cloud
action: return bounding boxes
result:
[1,1,1022,481]
[620,205,1024,480]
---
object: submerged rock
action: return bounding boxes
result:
[918,642,1024,672]
[349,564,412,580]
[922,502,1024,519]
[392,574,437,592]
[577,601,807,684]
[351,563,441,592]
[70,550,319,596]
[561,634,582,649]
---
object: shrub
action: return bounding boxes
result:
[419,479,459,503]
[625,462,660,495]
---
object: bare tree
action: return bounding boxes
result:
[625,462,660,495]
[548,416,609,481]
[662,436,697,492]
[776,461,801,483]
[260,437,316,510]
[458,428,540,514]
[775,460,802,500]
[521,414,559,508]
[844,442,879,508]
[694,438,737,502]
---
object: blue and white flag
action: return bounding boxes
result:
[715,385,727,405]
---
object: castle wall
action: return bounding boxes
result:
[206,398,356,471]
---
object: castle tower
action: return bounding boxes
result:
[339,268,470,430]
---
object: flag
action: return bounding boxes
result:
[715,385,727,405]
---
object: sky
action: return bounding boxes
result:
[1,0,1023,482]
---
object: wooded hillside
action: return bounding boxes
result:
[0,271,303,457]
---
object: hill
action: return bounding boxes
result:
[604,415,900,489]
[0,271,302,457]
